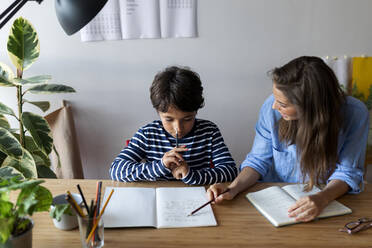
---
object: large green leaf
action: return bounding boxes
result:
[21,112,52,155]
[52,145,61,168]
[36,165,57,179]
[0,216,15,244]
[0,62,15,87]
[7,17,39,71]
[0,166,25,180]
[0,151,6,166]
[0,127,23,159]
[0,114,10,130]
[24,100,50,112]
[1,149,37,179]
[32,150,50,167]
[13,75,52,86]
[0,177,43,192]
[28,84,75,94]
[0,102,16,117]
[12,133,38,152]
[17,185,52,216]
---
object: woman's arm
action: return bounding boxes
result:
[206,167,260,203]
[288,179,349,222]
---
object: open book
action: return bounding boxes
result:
[102,186,217,228]
[246,184,352,227]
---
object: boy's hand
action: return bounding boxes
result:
[162,147,188,169]
[171,161,189,179]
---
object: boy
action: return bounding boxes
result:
[109,66,237,185]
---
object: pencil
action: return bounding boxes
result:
[77,184,90,215]
[93,181,102,241]
[65,194,84,218]
[86,189,114,244]
[176,128,178,147]
[66,191,86,217]
[187,188,230,216]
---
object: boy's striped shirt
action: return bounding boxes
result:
[110,119,237,185]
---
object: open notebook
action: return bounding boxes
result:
[246,184,352,227]
[102,186,217,229]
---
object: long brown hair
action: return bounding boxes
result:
[271,56,346,190]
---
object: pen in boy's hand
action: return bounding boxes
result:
[187,188,230,217]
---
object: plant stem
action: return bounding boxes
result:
[17,69,25,148]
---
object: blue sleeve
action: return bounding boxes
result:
[182,125,238,185]
[328,100,369,194]
[240,97,274,178]
[109,128,171,182]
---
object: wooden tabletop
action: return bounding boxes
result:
[29,179,372,248]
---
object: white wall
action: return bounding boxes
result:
[1,0,372,179]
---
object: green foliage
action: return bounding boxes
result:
[0,176,52,243]
[351,82,372,110]
[0,17,75,179]
[49,203,73,222]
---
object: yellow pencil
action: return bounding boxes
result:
[66,190,86,217]
[85,189,114,244]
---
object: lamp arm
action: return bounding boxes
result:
[0,0,43,29]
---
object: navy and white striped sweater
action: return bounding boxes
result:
[110,119,237,185]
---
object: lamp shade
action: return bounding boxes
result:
[55,0,108,35]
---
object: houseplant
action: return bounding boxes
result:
[0,17,75,179]
[0,175,52,248]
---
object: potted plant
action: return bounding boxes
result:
[49,193,82,230]
[0,175,52,248]
[0,17,75,179]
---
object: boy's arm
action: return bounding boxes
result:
[182,126,238,185]
[109,129,172,182]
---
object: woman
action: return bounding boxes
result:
[207,56,369,222]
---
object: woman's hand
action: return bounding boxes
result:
[206,183,238,204]
[161,147,188,169]
[288,193,328,222]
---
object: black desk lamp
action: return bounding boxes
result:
[0,0,108,35]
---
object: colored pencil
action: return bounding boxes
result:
[86,189,114,243]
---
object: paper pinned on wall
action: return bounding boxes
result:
[80,0,122,42]
[120,0,161,39]
[80,0,197,41]
[159,0,198,38]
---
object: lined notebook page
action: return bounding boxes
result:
[156,187,217,228]
[281,184,352,218]
[246,186,297,227]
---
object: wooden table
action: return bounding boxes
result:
[31,179,372,248]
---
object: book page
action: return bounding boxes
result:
[246,186,297,227]
[156,187,217,228]
[102,187,157,228]
[281,184,352,218]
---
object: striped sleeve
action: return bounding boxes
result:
[182,125,238,185]
[109,128,171,182]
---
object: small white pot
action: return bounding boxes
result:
[51,193,83,230]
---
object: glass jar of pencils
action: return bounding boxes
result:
[77,215,104,248]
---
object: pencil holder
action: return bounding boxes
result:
[77,216,104,248]
[50,193,83,230]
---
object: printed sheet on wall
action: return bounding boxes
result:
[80,0,198,41]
